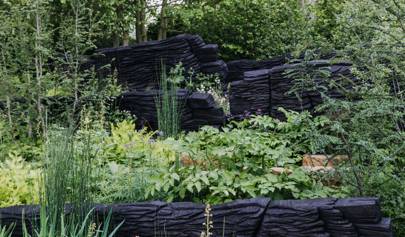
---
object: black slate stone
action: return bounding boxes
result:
[195,44,219,63]
[192,107,225,123]
[188,92,216,109]
[96,201,166,237]
[0,198,394,237]
[334,198,382,224]
[228,59,358,121]
[356,218,393,237]
[91,34,227,91]
[200,60,229,80]
[0,205,39,237]
[229,80,252,116]
[212,198,270,237]
[226,57,286,84]
[155,202,205,237]
[258,199,329,237]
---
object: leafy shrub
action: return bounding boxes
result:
[69,111,345,204]
[100,120,177,166]
[307,0,347,45]
[177,110,338,170]
[0,154,40,207]
[0,115,43,162]
[166,0,307,60]
[94,162,162,203]
[316,0,405,234]
[145,111,345,203]
[319,94,405,235]
[146,165,344,204]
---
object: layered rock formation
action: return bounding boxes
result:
[0,198,393,237]
[85,34,228,131]
[229,60,356,120]
[88,34,228,91]
[84,34,357,128]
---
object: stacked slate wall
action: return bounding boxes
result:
[85,34,228,131]
[85,34,356,128]
[0,198,393,237]
[228,59,355,120]
[226,57,287,84]
[87,34,228,91]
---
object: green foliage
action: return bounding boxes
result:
[43,129,74,225]
[146,166,343,204]
[102,120,154,163]
[94,162,161,203]
[55,111,345,204]
[0,1,52,138]
[0,115,43,162]
[0,206,123,237]
[309,0,347,44]
[287,1,405,226]
[179,121,296,172]
[185,73,221,93]
[145,111,345,203]
[314,0,405,234]
[77,119,175,203]
[186,73,229,114]
[167,0,307,60]
[74,0,137,47]
[331,0,405,50]
[319,93,405,234]
[100,120,176,165]
[43,128,96,233]
[0,0,121,167]
[0,155,40,207]
[0,224,14,237]
[156,64,184,138]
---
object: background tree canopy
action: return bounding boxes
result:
[157,0,308,60]
[0,0,353,59]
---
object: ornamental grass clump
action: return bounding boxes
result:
[155,64,184,139]
[42,127,94,235]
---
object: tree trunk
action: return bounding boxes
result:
[34,0,45,136]
[136,0,147,43]
[114,5,123,47]
[123,31,129,46]
[158,0,168,40]
[6,96,12,128]
[113,33,120,47]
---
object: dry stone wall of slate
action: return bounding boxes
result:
[228,59,356,120]
[87,34,228,91]
[86,34,228,131]
[85,34,357,129]
[0,198,393,237]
